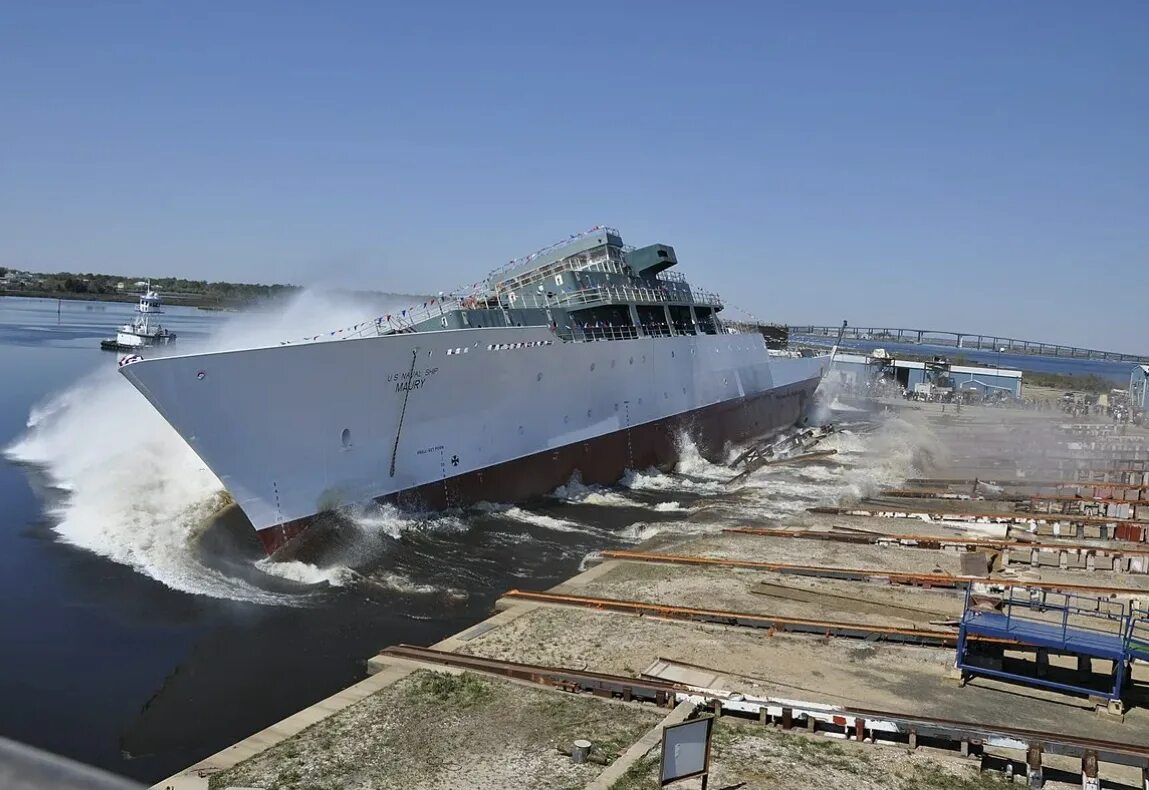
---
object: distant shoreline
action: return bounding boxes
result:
[1,290,240,310]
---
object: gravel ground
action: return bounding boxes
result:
[207,670,662,790]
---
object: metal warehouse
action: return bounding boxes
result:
[828,353,1023,398]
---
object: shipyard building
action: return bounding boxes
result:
[1131,365,1149,412]
[830,353,1023,399]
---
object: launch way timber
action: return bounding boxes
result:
[119,227,827,553]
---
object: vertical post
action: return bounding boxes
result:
[1074,654,1091,683]
[781,707,793,730]
[1081,750,1100,790]
[1027,744,1043,788]
[1036,649,1049,678]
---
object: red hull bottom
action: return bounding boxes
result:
[256,376,820,555]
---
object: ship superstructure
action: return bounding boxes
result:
[120,227,827,553]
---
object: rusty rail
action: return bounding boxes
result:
[723,527,1149,557]
[811,505,1149,530]
[501,589,986,647]
[597,549,1148,596]
[378,644,678,705]
[904,478,1149,492]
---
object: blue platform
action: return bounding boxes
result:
[956,588,1149,702]
[962,610,1128,661]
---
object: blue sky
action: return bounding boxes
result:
[2,2,1146,352]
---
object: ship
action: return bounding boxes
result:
[100,283,177,351]
[118,227,828,554]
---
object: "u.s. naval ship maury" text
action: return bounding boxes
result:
[119,227,828,553]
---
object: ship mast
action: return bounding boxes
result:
[133,280,162,334]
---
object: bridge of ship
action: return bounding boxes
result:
[370,227,738,343]
[956,586,1149,702]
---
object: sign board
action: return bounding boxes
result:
[659,715,713,786]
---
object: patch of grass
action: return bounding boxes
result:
[897,762,1010,790]
[713,721,876,777]
[773,731,873,774]
[608,750,660,790]
[407,670,492,708]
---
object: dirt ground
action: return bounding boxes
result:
[207,670,662,790]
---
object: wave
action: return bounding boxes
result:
[4,290,413,604]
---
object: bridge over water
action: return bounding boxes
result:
[791,326,1148,364]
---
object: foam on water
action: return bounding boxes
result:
[618,518,726,544]
[503,507,608,536]
[4,290,412,604]
[255,559,358,587]
[550,473,637,507]
[364,571,459,597]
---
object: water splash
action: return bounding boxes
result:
[4,290,412,604]
[550,472,637,507]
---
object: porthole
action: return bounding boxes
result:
[590,362,596,371]
[518,425,524,435]
[614,403,619,412]
[611,359,616,368]
[586,409,592,418]
[671,351,675,358]
[638,397,643,405]
[564,415,569,424]
[642,355,646,363]
[629,357,634,365]
[537,372,543,382]
[340,428,352,448]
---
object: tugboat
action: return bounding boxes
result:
[100,283,177,351]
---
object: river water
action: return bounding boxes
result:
[0,293,1056,783]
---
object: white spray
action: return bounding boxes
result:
[4,290,414,603]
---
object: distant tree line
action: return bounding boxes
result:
[1,269,300,306]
